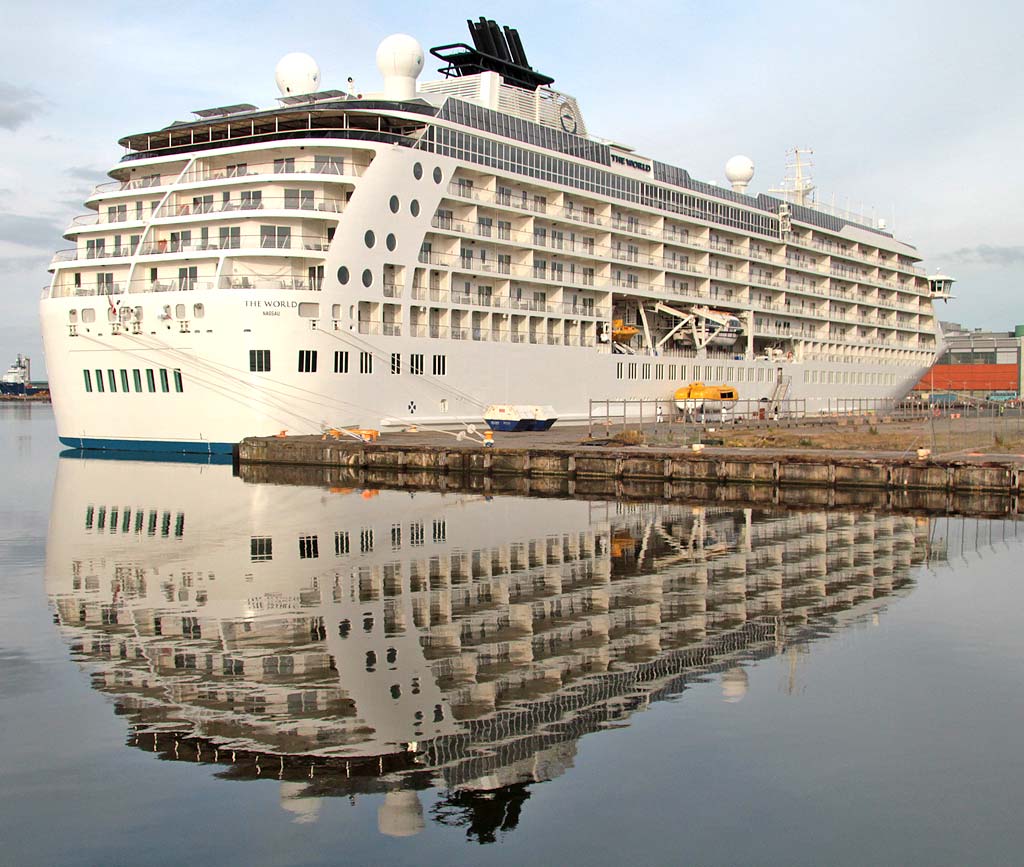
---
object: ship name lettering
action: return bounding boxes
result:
[610,154,652,172]
[245,300,299,309]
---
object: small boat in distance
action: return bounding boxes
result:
[0,355,41,396]
[483,404,558,432]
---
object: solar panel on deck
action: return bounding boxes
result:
[277,89,349,105]
[192,105,258,120]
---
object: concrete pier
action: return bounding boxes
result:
[238,430,1023,502]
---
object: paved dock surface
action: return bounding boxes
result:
[291,424,1024,465]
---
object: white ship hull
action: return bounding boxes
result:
[41,285,932,453]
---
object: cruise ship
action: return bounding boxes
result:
[41,18,954,453]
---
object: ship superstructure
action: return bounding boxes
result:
[41,18,951,453]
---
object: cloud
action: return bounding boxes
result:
[64,165,108,183]
[0,82,46,131]
[0,252,52,272]
[941,245,1024,266]
[0,213,65,249]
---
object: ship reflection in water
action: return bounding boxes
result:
[47,456,945,842]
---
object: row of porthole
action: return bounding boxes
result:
[340,162,442,288]
[413,162,444,185]
[364,230,397,251]
[337,265,376,288]
[387,195,422,217]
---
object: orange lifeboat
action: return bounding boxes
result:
[611,318,640,341]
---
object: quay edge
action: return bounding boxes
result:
[237,437,1024,497]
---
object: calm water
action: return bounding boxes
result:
[3,403,1024,866]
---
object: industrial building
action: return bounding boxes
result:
[913,322,1024,399]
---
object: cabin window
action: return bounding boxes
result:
[133,369,142,392]
[250,536,272,560]
[334,531,350,555]
[83,370,93,393]
[249,350,270,372]
[298,535,319,559]
[359,352,373,374]
[410,354,424,375]
[173,370,183,392]
[146,369,156,392]
[333,351,349,373]
[159,369,169,392]
[298,350,317,373]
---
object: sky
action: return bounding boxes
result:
[1,0,1020,379]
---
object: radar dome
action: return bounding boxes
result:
[275,52,321,97]
[725,154,755,193]
[376,33,424,100]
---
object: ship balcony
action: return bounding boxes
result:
[707,265,746,284]
[217,275,321,291]
[406,324,600,348]
[418,287,605,318]
[136,232,331,256]
[708,240,747,259]
[153,195,345,221]
[180,157,367,185]
[609,219,656,238]
[88,175,165,196]
[783,257,824,276]
[663,259,708,277]
[759,323,818,340]
[445,183,619,229]
[68,211,147,229]
[750,273,782,289]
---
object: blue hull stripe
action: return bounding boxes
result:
[59,436,235,455]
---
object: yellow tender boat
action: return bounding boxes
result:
[673,382,738,412]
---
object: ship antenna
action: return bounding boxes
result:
[768,147,815,207]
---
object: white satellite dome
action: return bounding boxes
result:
[725,154,755,193]
[376,33,424,100]
[275,52,321,97]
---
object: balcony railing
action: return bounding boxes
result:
[136,233,330,255]
[181,158,366,184]
[155,196,345,220]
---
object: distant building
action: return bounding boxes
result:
[913,322,1024,398]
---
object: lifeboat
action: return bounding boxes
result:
[673,382,738,414]
[611,318,640,341]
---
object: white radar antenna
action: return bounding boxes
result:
[275,53,322,96]
[768,147,815,207]
[724,155,755,194]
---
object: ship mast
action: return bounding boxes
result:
[768,147,816,207]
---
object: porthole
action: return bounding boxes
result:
[413,162,423,180]
[337,266,349,284]
[433,167,442,184]
[389,195,400,214]
[364,229,375,248]
[385,233,397,251]
[410,199,420,217]
[361,269,373,288]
